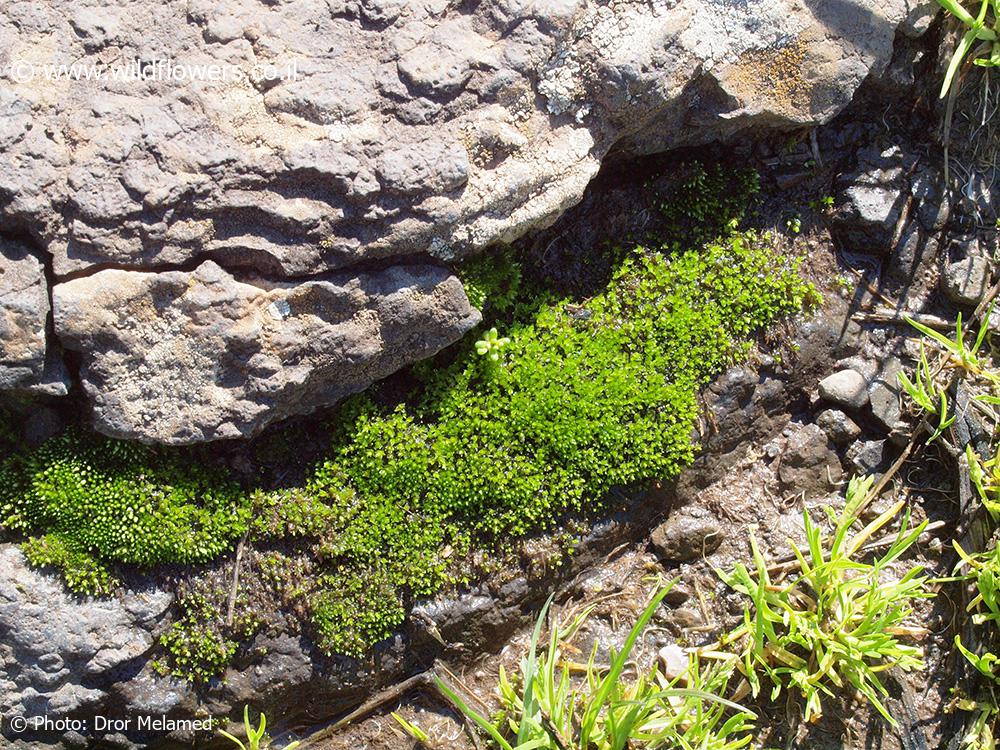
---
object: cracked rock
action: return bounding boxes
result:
[832,146,910,254]
[0,1,930,443]
[0,545,173,722]
[869,358,904,432]
[0,239,55,393]
[943,255,992,306]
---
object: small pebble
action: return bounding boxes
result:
[818,369,869,410]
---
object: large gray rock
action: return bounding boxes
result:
[0,0,931,441]
[53,261,479,444]
[0,546,173,732]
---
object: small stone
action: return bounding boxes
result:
[658,644,689,681]
[888,424,911,448]
[886,223,937,292]
[911,167,949,231]
[816,409,861,444]
[649,515,723,563]
[662,584,691,606]
[943,256,992,306]
[848,439,888,475]
[666,607,703,631]
[778,423,845,494]
[818,369,870,410]
[868,358,903,432]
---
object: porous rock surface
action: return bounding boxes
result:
[0,0,933,443]
[0,238,68,396]
[53,260,480,444]
[0,546,174,740]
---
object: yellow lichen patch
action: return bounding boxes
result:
[723,40,810,116]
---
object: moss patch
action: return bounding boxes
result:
[0,164,819,676]
[2,434,248,591]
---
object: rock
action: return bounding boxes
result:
[0,545,173,728]
[649,514,723,563]
[816,408,861,445]
[832,145,911,254]
[886,222,937,293]
[792,296,863,365]
[778,423,844,494]
[0,239,59,394]
[818,369,870,410]
[901,0,939,37]
[53,261,480,443]
[662,584,692,607]
[910,166,950,231]
[657,644,688,681]
[868,358,904,432]
[943,256,992,306]
[0,0,929,442]
[848,439,888,475]
[22,405,64,446]
[665,607,703,632]
[957,171,997,217]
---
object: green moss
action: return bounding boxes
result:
[0,163,820,660]
[22,533,116,595]
[458,251,523,314]
[153,593,238,683]
[658,163,761,248]
[0,407,18,455]
[0,431,249,593]
[303,226,817,655]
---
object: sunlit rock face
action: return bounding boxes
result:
[0,0,933,442]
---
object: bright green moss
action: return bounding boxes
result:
[0,163,820,663]
[0,431,249,593]
[305,226,818,655]
[21,534,116,595]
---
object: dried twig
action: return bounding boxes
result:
[297,669,437,747]
[856,310,955,331]
[974,278,1000,322]
[225,531,249,628]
